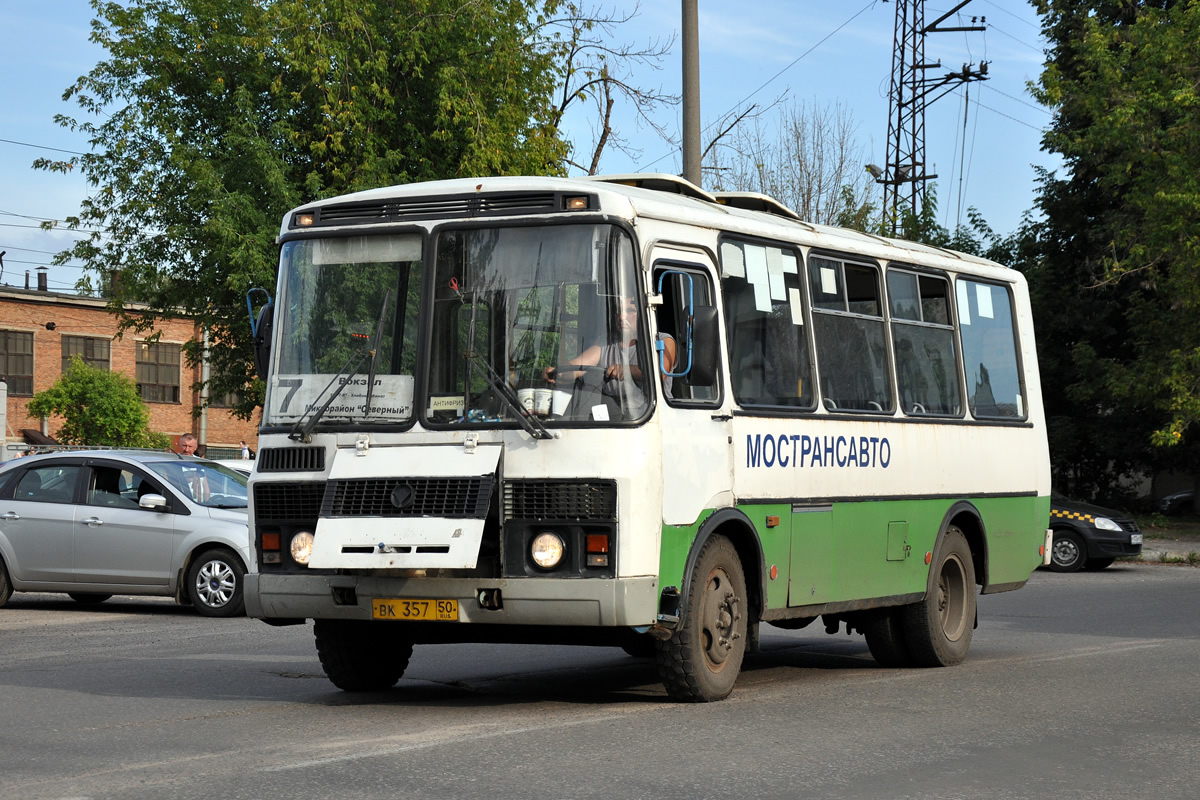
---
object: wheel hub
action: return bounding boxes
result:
[701,572,741,668]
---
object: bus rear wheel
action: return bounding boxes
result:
[657,535,747,702]
[314,619,413,691]
[902,526,976,667]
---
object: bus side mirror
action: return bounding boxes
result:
[253,300,274,379]
[688,305,719,386]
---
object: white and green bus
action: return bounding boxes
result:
[245,174,1051,702]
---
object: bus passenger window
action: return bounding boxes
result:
[719,240,814,410]
[809,256,893,413]
[887,270,962,416]
[956,279,1025,419]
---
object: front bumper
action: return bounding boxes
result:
[245,572,659,628]
[1088,531,1143,559]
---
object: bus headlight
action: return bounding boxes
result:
[291,531,315,565]
[531,532,565,569]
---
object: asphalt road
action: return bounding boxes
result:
[2,564,1198,800]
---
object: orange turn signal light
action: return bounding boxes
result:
[262,532,281,551]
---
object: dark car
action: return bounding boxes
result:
[1047,492,1143,572]
[1159,490,1194,516]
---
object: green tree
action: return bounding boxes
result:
[36,0,573,420]
[27,356,170,448]
[1025,0,1200,500]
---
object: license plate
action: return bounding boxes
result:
[372,598,459,621]
[1130,533,1143,545]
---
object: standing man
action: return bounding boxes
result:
[240,440,250,460]
[177,433,208,501]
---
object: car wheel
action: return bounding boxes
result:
[67,593,113,604]
[186,548,246,617]
[0,556,12,608]
[1049,530,1086,573]
[314,619,413,691]
[902,526,976,667]
[656,535,747,702]
[1084,557,1115,571]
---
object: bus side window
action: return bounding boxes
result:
[719,240,814,410]
[656,267,720,404]
[888,269,962,416]
[956,279,1025,419]
[809,256,893,414]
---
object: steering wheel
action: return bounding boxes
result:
[546,364,605,383]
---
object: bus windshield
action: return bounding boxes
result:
[266,234,422,427]
[427,223,650,426]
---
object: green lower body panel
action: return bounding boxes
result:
[660,495,1048,614]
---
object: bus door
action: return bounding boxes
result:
[650,254,730,528]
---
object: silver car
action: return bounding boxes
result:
[0,450,251,616]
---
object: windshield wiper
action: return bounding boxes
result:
[362,289,393,419]
[288,292,393,443]
[458,284,552,441]
[463,349,554,440]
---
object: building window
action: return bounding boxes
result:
[0,330,34,396]
[208,389,240,408]
[137,341,181,403]
[62,335,111,372]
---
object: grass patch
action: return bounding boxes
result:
[1134,514,1200,539]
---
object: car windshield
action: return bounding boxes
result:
[145,461,248,508]
[427,224,650,426]
[265,233,423,427]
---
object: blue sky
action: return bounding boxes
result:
[0,1,1056,295]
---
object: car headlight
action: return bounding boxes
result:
[530,531,565,569]
[290,531,315,565]
[1094,517,1122,532]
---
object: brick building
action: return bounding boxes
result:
[1,284,258,462]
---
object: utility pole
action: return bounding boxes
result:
[872,0,988,235]
[681,0,702,186]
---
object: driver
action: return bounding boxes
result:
[544,296,676,413]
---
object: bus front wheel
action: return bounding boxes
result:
[314,619,413,691]
[863,608,915,667]
[902,526,976,667]
[656,535,748,702]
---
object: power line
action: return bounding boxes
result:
[0,137,87,156]
[984,20,1043,54]
[0,243,76,256]
[0,222,103,234]
[640,0,879,171]
[981,0,1039,30]
[981,82,1051,116]
[1,256,87,270]
[972,98,1042,131]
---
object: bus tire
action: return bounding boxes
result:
[656,535,747,702]
[902,526,976,667]
[863,608,914,667]
[314,619,412,692]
